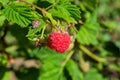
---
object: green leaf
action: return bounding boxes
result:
[31,47,67,80]
[26,0,36,3]
[2,71,11,80]
[66,5,81,21]
[0,0,9,6]
[85,69,103,80]
[0,15,6,26]
[0,54,7,65]
[31,47,66,62]
[77,10,99,45]
[82,0,98,11]
[49,5,76,23]
[26,18,46,41]
[39,63,66,80]
[41,0,56,3]
[48,0,80,23]
[2,5,36,27]
[76,24,99,45]
[60,0,81,21]
[65,60,83,80]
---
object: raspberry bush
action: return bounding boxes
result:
[0,0,120,80]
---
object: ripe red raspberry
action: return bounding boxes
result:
[47,32,70,53]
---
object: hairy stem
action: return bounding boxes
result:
[79,45,106,62]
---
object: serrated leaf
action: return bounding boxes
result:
[39,63,66,80]
[31,47,67,80]
[48,0,80,23]
[66,5,81,21]
[2,6,31,27]
[60,0,80,21]
[49,5,76,23]
[2,4,37,27]
[77,10,99,45]
[65,60,83,80]
[77,25,98,45]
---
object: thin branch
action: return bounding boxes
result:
[79,45,106,62]
[45,0,59,10]
[59,51,74,74]
[61,51,74,67]
[46,3,56,10]
[19,0,46,15]
[40,26,46,39]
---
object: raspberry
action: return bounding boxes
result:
[47,32,70,53]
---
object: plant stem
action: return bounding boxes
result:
[79,45,106,62]
[79,51,84,64]
[46,3,56,10]
[59,51,74,74]
[61,51,74,68]
[40,26,46,39]
[19,0,46,15]
[45,0,59,10]
[19,0,58,26]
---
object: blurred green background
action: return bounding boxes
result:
[0,0,120,80]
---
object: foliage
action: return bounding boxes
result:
[0,0,120,80]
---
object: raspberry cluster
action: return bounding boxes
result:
[47,32,70,53]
